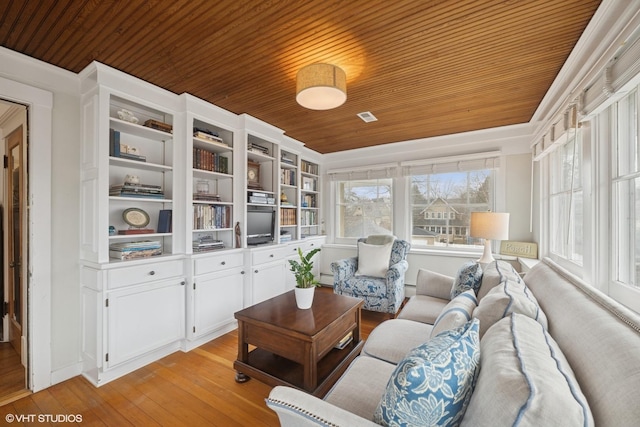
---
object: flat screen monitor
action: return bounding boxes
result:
[246,210,275,245]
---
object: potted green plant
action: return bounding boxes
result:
[289,247,321,309]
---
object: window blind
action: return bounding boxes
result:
[327,163,398,181]
[400,151,500,176]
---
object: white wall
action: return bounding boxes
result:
[0,47,81,384]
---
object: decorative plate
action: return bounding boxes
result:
[123,207,150,228]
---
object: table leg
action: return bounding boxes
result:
[235,320,250,382]
[303,341,317,391]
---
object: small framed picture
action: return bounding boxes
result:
[302,177,314,191]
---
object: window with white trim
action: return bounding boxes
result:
[404,154,499,249]
[612,89,640,288]
[548,131,584,264]
[334,178,393,238]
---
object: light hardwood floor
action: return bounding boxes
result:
[0,291,389,426]
[0,343,26,398]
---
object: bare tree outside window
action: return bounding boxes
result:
[410,170,493,248]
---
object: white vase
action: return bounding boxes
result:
[294,286,315,309]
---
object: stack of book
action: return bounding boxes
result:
[109,240,162,260]
[248,191,275,204]
[192,235,224,252]
[193,128,227,145]
[193,193,222,202]
[110,183,164,199]
[144,119,173,133]
[279,231,292,242]
[249,142,270,156]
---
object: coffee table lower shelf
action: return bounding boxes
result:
[233,340,364,397]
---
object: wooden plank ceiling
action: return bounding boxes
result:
[0,0,601,153]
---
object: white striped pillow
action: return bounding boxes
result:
[430,289,478,338]
[461,313,593,427]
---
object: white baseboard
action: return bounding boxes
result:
[50,362,82,386]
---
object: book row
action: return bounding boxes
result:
[300,210,318,226]
[281,168,296,186]
[279,208,297,226]
[193,147,230,174]
[193,205,232,230]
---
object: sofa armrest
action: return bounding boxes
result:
[331,257,358,281]
[415,268,454,300]
[266,386,378,427]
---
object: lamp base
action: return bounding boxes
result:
[477,239,495,264]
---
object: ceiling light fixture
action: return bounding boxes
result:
[296,63,346,110]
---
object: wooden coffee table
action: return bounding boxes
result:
[233,289,364,397]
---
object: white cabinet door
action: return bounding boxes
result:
[106,279,185,368]
[193,268,244,338]
[252,262,286,304]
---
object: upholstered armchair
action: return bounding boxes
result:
[332,236,411,315]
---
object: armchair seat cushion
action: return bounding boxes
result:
[342,276,388,298]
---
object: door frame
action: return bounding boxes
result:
[5,124,26,362]
[0,76,52,392]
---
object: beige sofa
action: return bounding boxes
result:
[266,258,640,426]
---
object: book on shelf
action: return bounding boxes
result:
[193,130,226,145]
[144,119,173,133]
[192,235,224,252]
[118,152,147,162]
[109,129,121,157]
[193,193,222,202]
[109,247,163,260]
[248,142,269,156]
[193,205,232,230]
[193,147,229,174]
[335,332,353,350]
[157,209,172,233]
[117,228,155,235]
[109,240,162,260]
[110,183,164,198]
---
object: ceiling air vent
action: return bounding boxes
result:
[357,111,378,123]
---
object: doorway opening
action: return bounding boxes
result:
[0,99,29,401]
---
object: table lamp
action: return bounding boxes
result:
[470,212,510,264]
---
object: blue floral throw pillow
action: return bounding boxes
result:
[373,319,480,427]
[450,261,483,299]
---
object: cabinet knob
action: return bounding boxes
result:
[241,271,245,275]
[181,281,186,286]
[221,261,226,265]
[149,271,156,276]
[255,269,259,273]
[270,254,274,258]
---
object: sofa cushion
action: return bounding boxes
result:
[476,260,520,300]
[356,241,394,278]
[472,269,548,338]
[362,319,433,364]
[461,313,593,427]
[324,355,397,421]
[431,290,478,338]
[450,261,483,299]
[397,294,449,324]
[374,319,480,427]
[524,258,640,426]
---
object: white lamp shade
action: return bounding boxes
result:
[470,212,510,240]
[296,63,347,110]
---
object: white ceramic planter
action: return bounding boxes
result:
[294,286,315,309]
